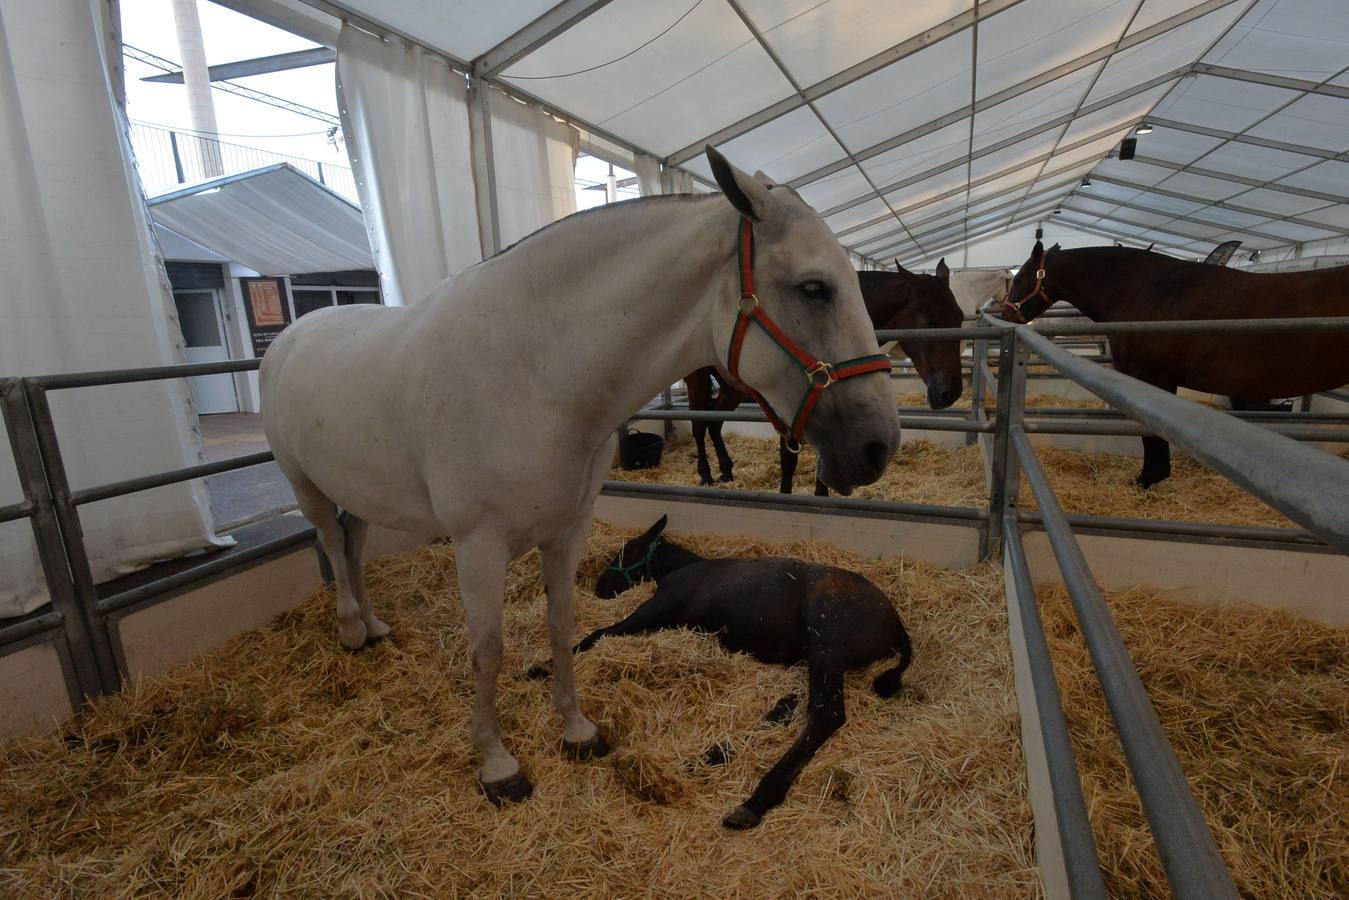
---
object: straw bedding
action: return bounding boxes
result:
[611,434,988,508]
[0,525,1033,898]
[1040,585,1349,898]
[1023,447,1297,529]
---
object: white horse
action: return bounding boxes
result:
[947,267,1013,317]
[260,148,901,804]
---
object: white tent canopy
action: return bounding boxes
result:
[221,0,1347,268]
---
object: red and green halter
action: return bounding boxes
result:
[726,218,891,450]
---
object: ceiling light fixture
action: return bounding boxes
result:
[1135,122,1154,135]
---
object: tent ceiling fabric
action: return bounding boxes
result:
[303,0,1347,264]
[148,165,375,275]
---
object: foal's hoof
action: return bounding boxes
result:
[717,472,734,483]
[722,805,762,830]
[563,733,612,761]
[481,770,533,807]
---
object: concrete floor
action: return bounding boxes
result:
[199,413,296,531]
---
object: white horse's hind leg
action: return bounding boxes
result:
[541,519,607,757]
[291,480,367,649]
[341,514,390,642]
[456,533,531,804]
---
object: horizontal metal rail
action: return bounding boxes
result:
[1022,417,1349,442]
[1010,325,1349,555]
[628,408,994,433]
[875,326,1001,341]
[72,451,275,506]
[1023,406,1349,422]
[98,524,317,616]
[1321,389,1349,404]
[1012,426,1239,898]
[0,498,34,525]
[1017,509,1320,547]
[29,358,261,390]
[0,610,64,646]
[600,480,987,523]
[1031,315,1349,337]
[1003,518,1107,898]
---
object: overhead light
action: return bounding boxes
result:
[1136,122,1154,135]
[1081,176,1092,187]
[1052,208,1061,215]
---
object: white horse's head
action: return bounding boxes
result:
[705,147,901,494]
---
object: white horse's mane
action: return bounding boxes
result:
[487,192,717,261]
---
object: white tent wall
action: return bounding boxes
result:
[0,0,227,618]
[909,220,1172,271]
[632,154,662,197]
[336,25,482,307]
[487,87,579,249]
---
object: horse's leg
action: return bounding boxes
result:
[539,518,608,760]
[456,533,531,804]
[723,650,846,829]
[709,421,734,482]
[813,474,829,497]
[291,479,368,650]
[692,420,715,485]
[1136,384,1177,488]
[778,438,797,494]
[341,513,389,643]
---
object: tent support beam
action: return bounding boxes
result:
[1192,62,1349,100]
[473,0,616,79]
[1132,154,1349,205]
[1145,117,1347,162]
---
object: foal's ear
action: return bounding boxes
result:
[643,514,669,540]
[706,145,775,223]
[1049,243,1061,253]
[894,260,911,274]
[935,258,950,284]
[1032,240,1045,261]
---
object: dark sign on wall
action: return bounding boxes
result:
[240,277,291,357]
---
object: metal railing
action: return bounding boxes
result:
[5,314,1349,898]
[129,122,358,203]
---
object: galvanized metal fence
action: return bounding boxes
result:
[4,313,1349,898]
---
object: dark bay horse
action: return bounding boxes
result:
[1002,242,1349,486]
[527,516,912,829]
[686,260,964,491]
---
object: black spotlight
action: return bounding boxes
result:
[1119,137,1137,160]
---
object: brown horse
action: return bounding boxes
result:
[686,261,964,492]
[1002,242,1349,486]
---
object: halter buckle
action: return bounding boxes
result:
[805,360,834,387]
[738,294,760,313]
[1035,268,1046,280]
[783,435,803,455]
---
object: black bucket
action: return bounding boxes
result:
[620,430,665,470]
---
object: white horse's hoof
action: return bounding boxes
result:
[481,770,533,806]
[562,732,612,761]
[337,619,368,651]
[364,617,391,642]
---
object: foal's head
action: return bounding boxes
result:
[595,515,670,599]
[882,260,964,409]
[705,147,901,494]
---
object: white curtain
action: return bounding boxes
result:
[0,0,227,617]
[335,26,481,306]
[633,154,662,197]
[488,87,579,249]
[661,167,695,194]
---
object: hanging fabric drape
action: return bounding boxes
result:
[0,0,227,618]
[487,87,579,249]
[661,167,695,194]
[335,25,481,306]
[633,154,662,197]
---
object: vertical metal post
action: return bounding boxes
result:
[468,76,502,257]
[984,329,1028,558]
[662,385,674,438]
[169,130,186,184]
[0,380,109,700]
[966,336,988,446]
[317,161,326,186]
[20,382,124,690]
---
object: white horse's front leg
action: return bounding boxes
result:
[456,534,530,805]
[541,519,608,758]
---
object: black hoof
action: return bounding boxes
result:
[698,477,714,486]
[1135,472,1166,490]
[722,805,762,830]
[525,663,551,680]
[563,733,612,761]
[481,770,533,807]
[717,472,734,483]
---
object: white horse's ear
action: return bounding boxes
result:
[706,145,775,222]
[644,515,668,539]
[752,169,776,188]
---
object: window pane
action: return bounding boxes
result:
[173,292,221,347]
[293,289,334,318]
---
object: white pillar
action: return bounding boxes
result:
[171,0,223,177]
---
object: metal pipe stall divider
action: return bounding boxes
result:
[1003,519,1107,898]
[1011,426,1239,898]
[1008,324,1349,555]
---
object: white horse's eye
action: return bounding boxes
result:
[798,280,832,301]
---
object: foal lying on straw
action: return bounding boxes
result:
[529,516,912,828]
